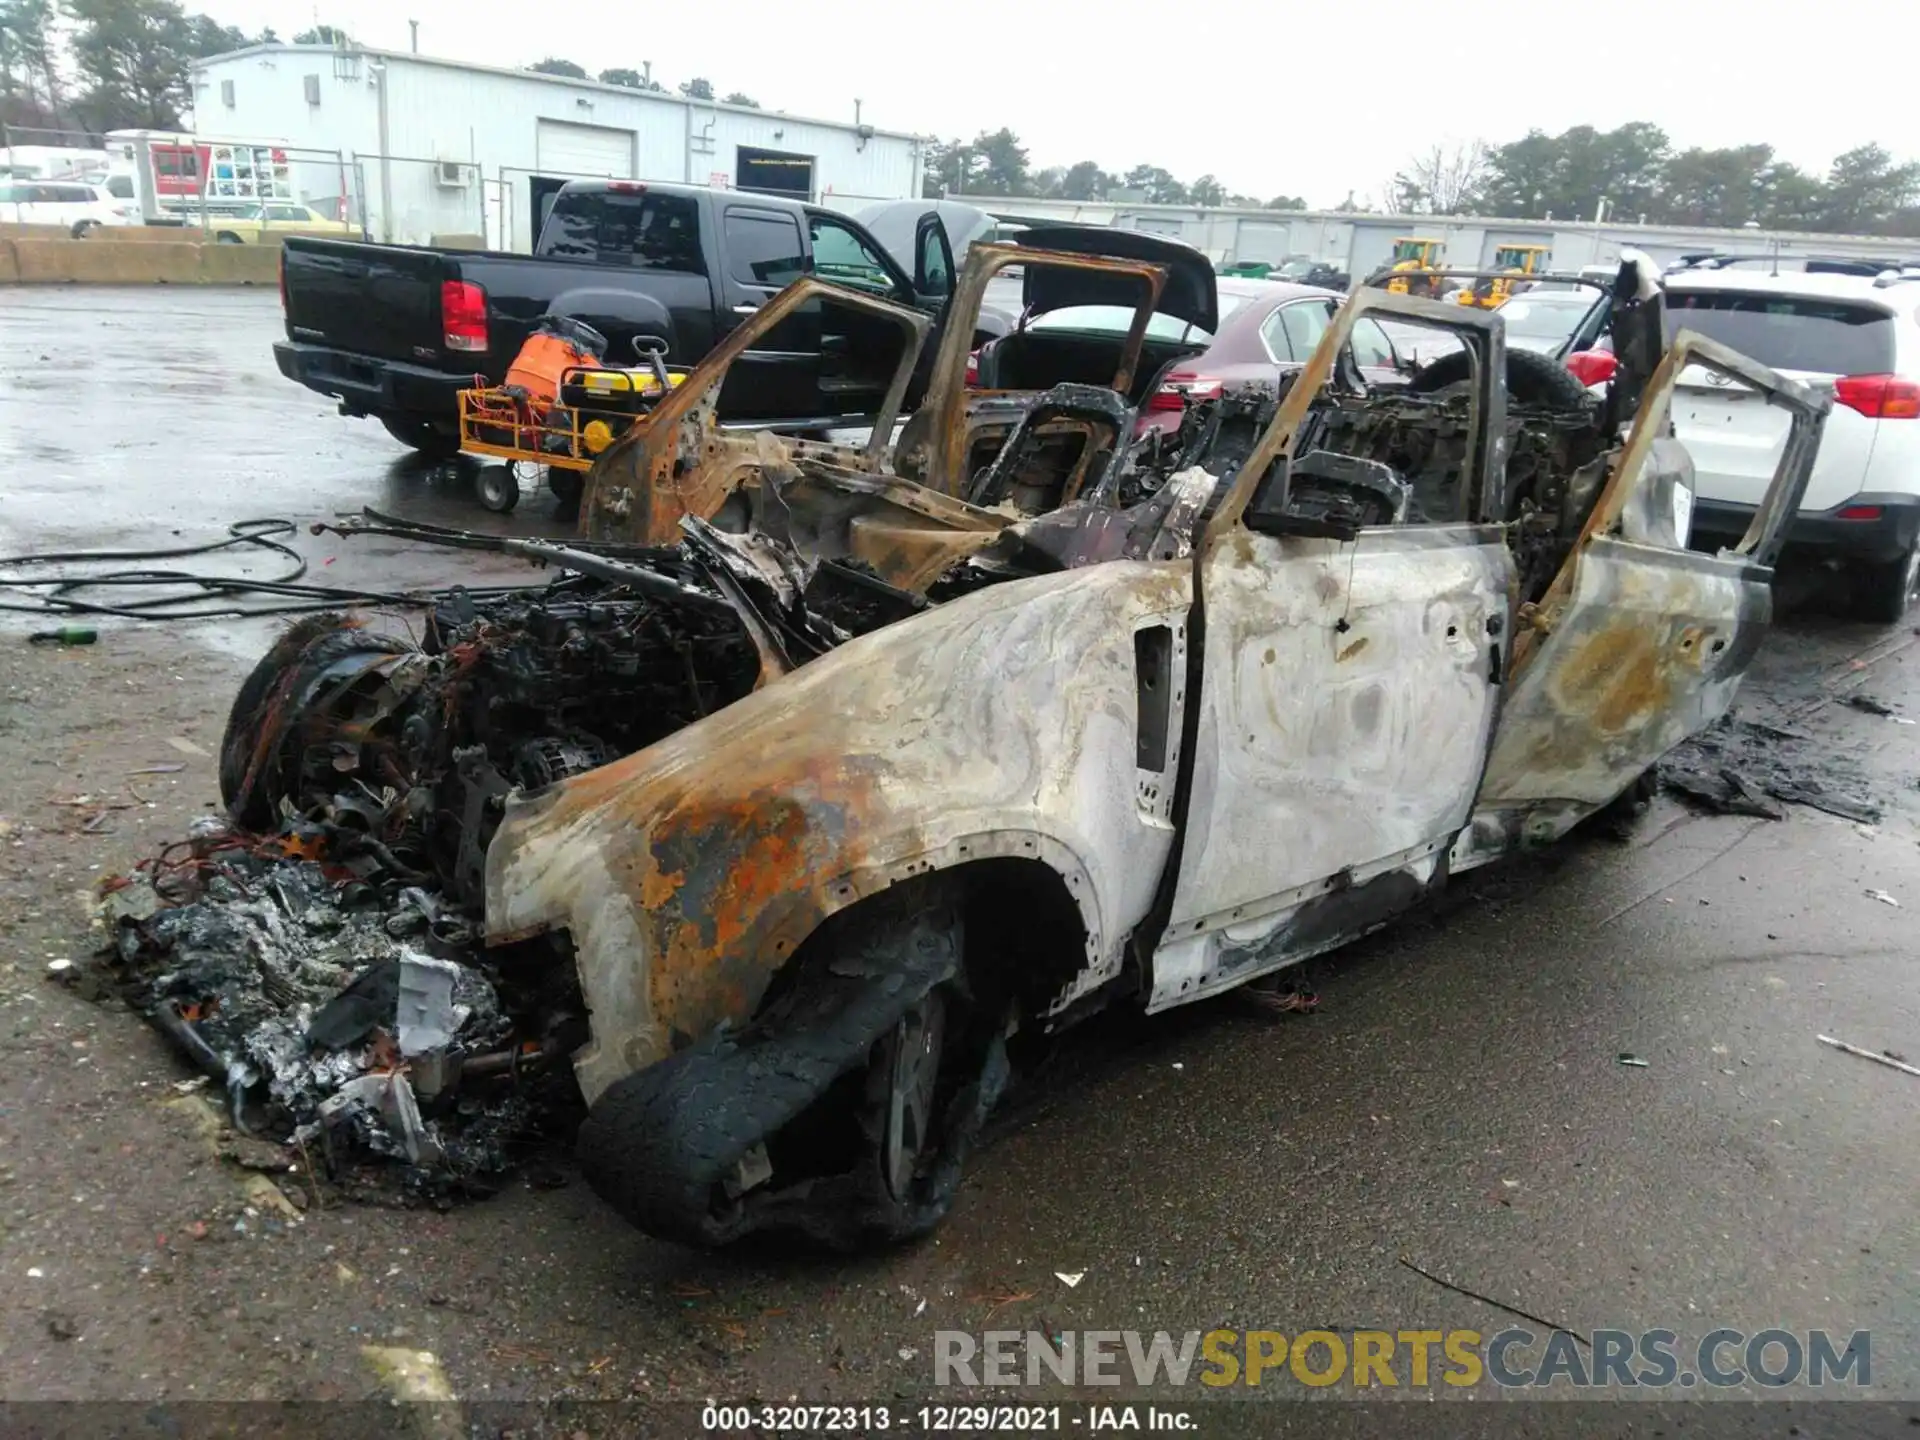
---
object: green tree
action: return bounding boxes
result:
[184,13,246,55]
[1029,165,1065,198]
[0,0,63,118]
[1188,173,1226,207]
[1267,193,1308,210]
[598,66,662,91]
[722,90,759,108]
[1480,123,1668,220]
[1652,144,1773,226]
[1818,143,1920,233]
[1058,160,1112,201]
[920,137,963,196]
[293,24,346,43]
[66,0,200,128]
[970,127,1028,196]
[528,58,587,78]
[1122,164,1186,204]
[679,76,713,100]
[1756,162,1828,230]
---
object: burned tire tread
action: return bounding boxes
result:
[1410,346,1593,413]
[576,886,975,1249]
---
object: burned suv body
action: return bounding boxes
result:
[208,239,1827,1248]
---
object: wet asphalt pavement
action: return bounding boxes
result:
[1,287,1918,1430]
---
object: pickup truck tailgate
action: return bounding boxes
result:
[283,238,448,366]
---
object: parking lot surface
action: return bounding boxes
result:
[2,288,1917,1419]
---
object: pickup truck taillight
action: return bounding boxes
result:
[277,247,287,313]
[441,279,488,353]
[1833,373,1920,420]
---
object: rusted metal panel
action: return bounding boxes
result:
[1476,539,1765,821]
[1463,326,1830,856]
[577,277,930,547]
[486,562,1193,1104]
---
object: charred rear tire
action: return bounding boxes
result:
[378,416,463,459]
[576,883,1003,1250]
[1858,540,1920,624]
[1409,346,1593,413]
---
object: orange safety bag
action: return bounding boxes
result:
[504,316,607,411]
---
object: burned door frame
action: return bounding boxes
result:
[1144,288,1520,1010]
[578,277,931,546]
[1456,329,1828,862]
[912,241,1172,500]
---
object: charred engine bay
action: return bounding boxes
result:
[103,370,1617,1216]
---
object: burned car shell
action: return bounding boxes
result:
[488,283,1827,1239]
[576,241,1183,551]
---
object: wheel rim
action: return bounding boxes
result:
[479,468,515,508]
[882,992,945,1203]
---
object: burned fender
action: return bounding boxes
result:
[485,560,1194,1105]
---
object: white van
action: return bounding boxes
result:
[0,180,141,236]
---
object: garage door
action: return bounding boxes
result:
[535,120,635,178]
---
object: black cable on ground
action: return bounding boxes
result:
[0,518,545,623]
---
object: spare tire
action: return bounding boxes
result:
[1409,346,1594,412]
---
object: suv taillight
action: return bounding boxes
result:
[277,246,287,313]
[1832,373,1920,419]
[441,279,488,353]
[1148,372,1224,413]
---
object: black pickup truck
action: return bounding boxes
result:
[275,181,991,456]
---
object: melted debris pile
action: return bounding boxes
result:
[109,832,577,1200]
[98,541,921,1203]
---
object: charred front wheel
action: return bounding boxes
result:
[577,883,1007,1250]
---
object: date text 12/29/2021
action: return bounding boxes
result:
[702,1404,1197,1431]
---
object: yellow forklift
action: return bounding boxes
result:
[1455,243,1552,308]
[1385,237,1446,295]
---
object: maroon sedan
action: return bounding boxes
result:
[1138,277,1404,435]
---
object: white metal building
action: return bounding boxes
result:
[959,195,1920,279]
[189,44,925,249]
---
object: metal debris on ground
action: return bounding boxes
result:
[1615,1053,1650,1068]
[1816,1034,1920,1078]
[1842,694,1896,717]
[1658,716,1882,824]
[1865,889,1901,907]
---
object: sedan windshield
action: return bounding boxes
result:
[1496,294,1595,343]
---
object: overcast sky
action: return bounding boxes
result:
[219,0,1910,207]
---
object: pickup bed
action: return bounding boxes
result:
[275,181,988,456]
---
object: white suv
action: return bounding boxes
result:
[1666,265,1920,620]
[0,180,140,236]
